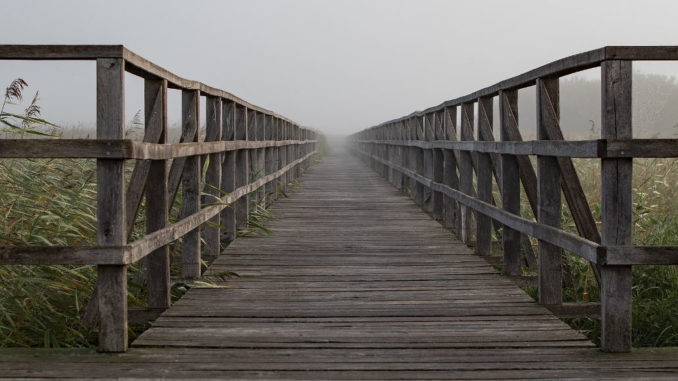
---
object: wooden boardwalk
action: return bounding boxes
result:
[2,142,678,379]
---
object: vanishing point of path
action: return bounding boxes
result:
[2,142,678,379]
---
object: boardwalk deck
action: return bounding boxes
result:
[2,142,678,379]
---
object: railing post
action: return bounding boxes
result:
[236,106,249,231]
[500,90,521,276]
[203,95,222,261]
[423,114,435,215]
[96,57,127,352]
[460,102,475,244]
[476,96,493,256]
[247,110,258,205]
[431,113,444,221]
[272,117,280,201]
[264,115,274,203]
[181,89,201,279]
[443,106,459,232]
[256,112,266,203]
[536,77,562,305]
[600,60,633,352]
[145,78,170,310]
[220,101,236,245]
[413,118,425,207]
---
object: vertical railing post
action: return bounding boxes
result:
[431,113,444,221]
[286,122,293,184]
[423,114,435,215]
[443,106,459,233]
[204,95,222,261]
[537,77,563,305]
[295,125,302,178]
[476,96,493,256]
[459,102,475,244]
[145,78,170,310]
[256,112,266,203]
[413,118,425,207]
[181,89,201,279]
[272,117,280,201]
[235,106,249,232]
[96,57,128,352]
[500,90,521,276]
[220,101,236,245]
[600,60,633,352]
[247,110,257,205]
[264,115,274,203]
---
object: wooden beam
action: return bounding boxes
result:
[476,97,493,257]
[144,78,170,310]
[180,89,201,279]
[95,57,128,352]
[500,90,521,276]
[203,95,222,261]
[600,60,633,353]
[536,77,562,306]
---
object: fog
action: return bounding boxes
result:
[1,0,678,136]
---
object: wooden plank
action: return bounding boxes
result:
[95,57,128,352]
[180,89,201,279]
[476,97,493,256]
[499,90,521,276]
[144,78,170,309]
[600,60,633,353]
[431,115,444,221]
[203,95,222,261]
[536,77,562,306]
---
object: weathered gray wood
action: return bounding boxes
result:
[476,97,493,256]
[423,114,435,214]
[264,115,275,203]
[431,115,444,221]
[459,102,475,244]
[442,107,459,231]
[256,111,266,204]
[536,77,562,306]
[220,101,237,245]
[203,95,222,261]
[180,89,201,279]
[499,90,521,276]
[145,78,170,309]
[600,60,633,353]
[95,58,128,352]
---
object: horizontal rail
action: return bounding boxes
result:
[356,139,678,158]
[0,139,316,159]
[0,45,302,126]
[0,151,315,265]
[366,46,678,129]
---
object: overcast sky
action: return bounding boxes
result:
[1,0,678,135]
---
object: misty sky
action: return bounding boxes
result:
[1,0,678,135]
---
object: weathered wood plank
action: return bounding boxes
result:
[499,90,521,276]
[203,95,222,261]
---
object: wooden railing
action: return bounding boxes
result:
[352,46,678,353]
[0,45,317,352]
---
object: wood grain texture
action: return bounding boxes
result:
[499,90,521,276]
[95,58,128,352]
[180,89,201,279]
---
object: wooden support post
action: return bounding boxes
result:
[247,110,258,205]
[537,77,562,305]
[431,113,444,221]
[500,90,521,276]
[443,107,459,232]
[96,58,127,352]
[263,114,273,204]
[145,78,170,310]
[203,95,222,261]
[181,89,201,279]
[413,118,425,207]
[460,102,475,244]
[286,123,293,184]
[600,60,633,353]
[256,112,266,204]
[295,125,302,178]
[272,118,280,201]
[476,97,493,256]
[236,106,249,230]
[220,101,236,245]
[423,114,435,215]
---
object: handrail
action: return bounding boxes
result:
[0,45,319,352]
[351,45,678,353]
